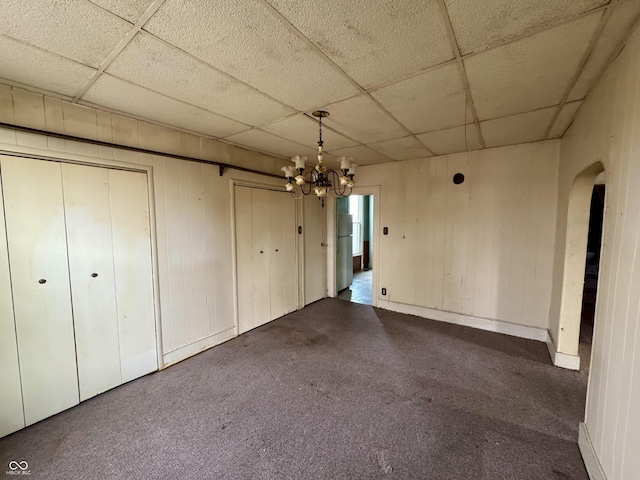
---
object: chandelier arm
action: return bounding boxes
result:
[295,169,316,196]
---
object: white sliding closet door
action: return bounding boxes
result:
[236,186,297,334]
[1,156,79,426]
[0,174,24,437]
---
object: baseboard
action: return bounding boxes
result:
[161,326,236,368]
[579,423,607,480]
[546,334,581,370]
[376,300,548,342]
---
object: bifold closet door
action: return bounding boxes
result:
[1,156,79,426]
[268,190,297,320]
[0,173,25,437]
[107,169,157,383]
[236,186,297,334]
[62,164,157,399]
[61,164,122,401]
[236,186,269,334]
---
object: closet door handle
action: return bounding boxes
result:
[91,273,98,278]
[38,278,47,284]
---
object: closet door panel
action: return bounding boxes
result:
[235,186,255,333]
[268,191,286,320]
[61,163,121,401]
[1,156,79,425]
[279,192,298,316]
[108,169,157,382]
[250,188,272,330]
[0,172,25,437]
[268,191,297,320]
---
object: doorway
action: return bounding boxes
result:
[337,194,374,305]
[579,182,605,373]
[554,161,604,369]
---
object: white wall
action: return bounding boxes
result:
[356,141,559,334]
[0,84,301,367]
[550,25,640,480]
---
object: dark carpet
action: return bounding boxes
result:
[0,299,588,479]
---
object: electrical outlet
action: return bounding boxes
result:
[381,288,387,296]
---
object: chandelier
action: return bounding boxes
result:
[281,110,357,207]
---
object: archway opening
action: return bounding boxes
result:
[556,161,605,370]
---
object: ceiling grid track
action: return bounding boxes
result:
[543,1,617,139]
[436,0,486,150]
[3,0,639,164]
[259,0,435,158]
[72,0,168,102]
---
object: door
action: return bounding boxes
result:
[1,156,80,426]
[235,186,297,334]
[0,155,158,430]
[61,164,157,399]
[303,194,325,304]
[0,170,25,437]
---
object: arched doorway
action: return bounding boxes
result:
[555,161,605,369]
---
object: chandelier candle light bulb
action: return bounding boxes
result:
[282,110,357,207]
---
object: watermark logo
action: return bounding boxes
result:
[5,461,30,476]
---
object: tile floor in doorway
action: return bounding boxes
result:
[338,269,372,305]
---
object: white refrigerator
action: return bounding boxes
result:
[336,214,353,291]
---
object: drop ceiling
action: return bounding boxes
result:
[1,0,639,166]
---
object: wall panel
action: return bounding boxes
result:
[357,141,559,329]
[552,25,640,480]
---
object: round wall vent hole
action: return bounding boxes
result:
[453,173,465,185]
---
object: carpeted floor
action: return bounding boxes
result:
[0,299,588,479]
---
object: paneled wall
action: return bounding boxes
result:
[357,141,559,330]
[0,84,299,367]
[551,25,640,480]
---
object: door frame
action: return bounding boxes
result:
[0,148,163,369]
[551,161,605,369]
[326,186,380,306]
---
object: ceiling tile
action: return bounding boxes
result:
[368,136,433,161]
[262,114,358,151]
[568,0,640,101]
[0,36,97,98]
[320,94,408,144]
[143,0,359,111]
[0,0,131,68]
[225,129,316,159]
[330,145,394,166]
[106,33,295,126]
[465,12,603,120]
[266,0,453,89]
[89,0,155,23]
[82,74,248,138]
[480,107,556,148]
[445,0,608,55]
[371,63,472,134]
[417,124,483,155]
[548,101,584,138]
